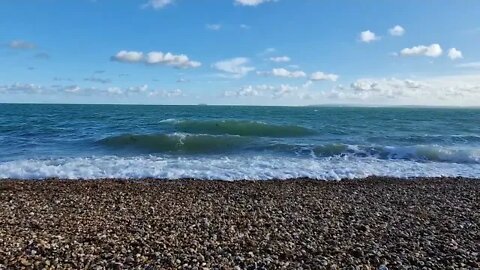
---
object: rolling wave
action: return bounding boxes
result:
[267,143,480,164]
[98,133,480,164]
[173,120,315,137]
[98,133,251,154]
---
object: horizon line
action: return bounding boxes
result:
[1,102,479,109]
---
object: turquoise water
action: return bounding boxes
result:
[0,104,479,179]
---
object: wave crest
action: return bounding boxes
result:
[174,120,315,137]
[98,133,251,154]
[311,144,480,164]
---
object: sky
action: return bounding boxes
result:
[1,0,480,106]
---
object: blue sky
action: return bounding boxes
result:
[1,0,480,106]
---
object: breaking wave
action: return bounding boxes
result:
[0,155,478,180]
[173,120,315,137]
[98,134,480,164]
[98,133,251,154]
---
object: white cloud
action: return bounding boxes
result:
[0,83,43,93]
[224,83,305,99]
[212,57,255,78]
[240,24,250,30]
[111,50,201,68]
[322,75,480,106]
[224,85,272,97]
[456,62,480,69]
[400,44,443,58]
[235,0,276,6]
[145,52,201,68]
[63,85,83,94]
[111,51,144,63]
[448,48,463,60]
[360,30,379,43]
[107,87,124,95]
[105,85,184,98]
[350,80,380,92]
[0,82,186,100]
[127,84,149,93]
[269,56,291,63]
[149,89,184,97]
[389,25,405,36]
[310,71,339,82]
[206,24,222,31]
[142,0,174,9]
[8,40,36,49]
[272,68,306,78]
[259,68,306,78]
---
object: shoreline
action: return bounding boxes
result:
[1,177,479,268]
[1,175,479,182]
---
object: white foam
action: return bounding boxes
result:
[159,118,179,123]
[0,155,479,180]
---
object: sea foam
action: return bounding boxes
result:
[0,155,478,180]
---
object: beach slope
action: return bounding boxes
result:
[0,177,479,269]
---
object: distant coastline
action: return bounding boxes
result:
[1,102,479,109]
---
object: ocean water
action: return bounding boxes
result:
[0,104,479,180]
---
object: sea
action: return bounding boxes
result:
[0,104,479,180]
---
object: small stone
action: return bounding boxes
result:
[20,258,31,266]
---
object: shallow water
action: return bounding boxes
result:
[1,104,479,179]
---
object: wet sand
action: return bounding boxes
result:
[0,177,479,269]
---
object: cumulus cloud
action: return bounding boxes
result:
[102,85,182,98]
[448,48,463,60]
[389,25,405,36]
[224,84,275,97]
[111,50,201,68]
[269,56,291,63]
[128,85,149,93]
[63,85,83,94]
[111,51,144,63]
[149,89,184,97]
[322,75,480,106]
[400,44,443,57]
[360,30,379,43]
[259,68,306,78]
[235,0,276,6]
[310,71,339,82]
[0,82,187,100]
[206,24,222,31]
[0,83,43,93]
[107,87,124,95]
[142,0,174,9]
[145,52,201,68]
[224,83,305,99]
[8,40,36,49]
[212,57,255,78]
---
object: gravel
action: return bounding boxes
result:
[0,177,479,269]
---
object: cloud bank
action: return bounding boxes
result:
[112,50,201,68]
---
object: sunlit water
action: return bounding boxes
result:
[1,104,479,180]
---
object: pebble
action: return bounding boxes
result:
[0,177,478,268]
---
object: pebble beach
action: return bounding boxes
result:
[0,177,479,269]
